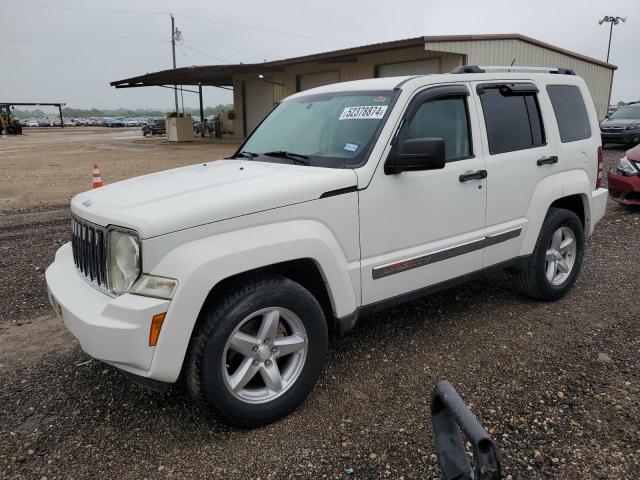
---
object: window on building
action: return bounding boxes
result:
[478,85,545,154]
[401,97,471,161]
[546,85,591,142]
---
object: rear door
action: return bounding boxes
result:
[471,80,558,267]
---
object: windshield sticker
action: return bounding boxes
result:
[339,105,388,120]
[373,96,388,103]
[343,142,360,153]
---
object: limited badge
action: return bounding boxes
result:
[339,105,388,120]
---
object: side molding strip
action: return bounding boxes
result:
[371,227,522,279]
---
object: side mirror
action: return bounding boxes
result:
[385,137,446,174]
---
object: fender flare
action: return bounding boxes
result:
[147,219,358,382]
[519,170,591,256]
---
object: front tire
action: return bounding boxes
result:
[515,207,584,301]
[186,275,328,427]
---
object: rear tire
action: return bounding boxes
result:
[515,208,584,301]
[186,275,328,428]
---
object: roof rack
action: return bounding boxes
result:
[451,65,576,75]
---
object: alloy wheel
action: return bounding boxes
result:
[545,226,577,286]
[222,307,308,404]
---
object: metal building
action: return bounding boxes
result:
[111,34,616,139]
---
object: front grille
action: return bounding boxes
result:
[71,217,108,290]
[602,126,625,133]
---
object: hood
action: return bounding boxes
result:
[601,118,640,127]
[71,159,358,238]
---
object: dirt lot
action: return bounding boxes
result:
[0,129,638,479]
[0,127,238,210]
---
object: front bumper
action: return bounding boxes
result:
[45,243,170,377]
[601,129,640,145]
[607,170,640,205]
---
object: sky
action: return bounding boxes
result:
[2,0,638,111]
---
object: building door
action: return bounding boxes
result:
[376,58,440,77]
[244,80,274,135]
[297,71,340,92]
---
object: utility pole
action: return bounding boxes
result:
[170,14,179,114]
[598,16,626,63]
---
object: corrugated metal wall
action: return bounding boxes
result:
[425,39,613,119]
[232,46,464,137]
[231,39,614,138]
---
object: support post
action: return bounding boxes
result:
[171,14,179,115]
[198,84,205,138]
[58,104,64,128]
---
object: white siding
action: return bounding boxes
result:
[425,39,613,119]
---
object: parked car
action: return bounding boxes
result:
[24,119,39,127]
[600,102,640,146]
[607,143,640,206]
[104,118,125,128]
[142,118,166,136]
[38,119,52,127]
[46,67,607,427]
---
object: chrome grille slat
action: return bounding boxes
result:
[71,216,109,292]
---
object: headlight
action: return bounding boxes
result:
[626,123,640,130]
[617,156,640,176]
[129,274,178,300]
[107,229,141,294]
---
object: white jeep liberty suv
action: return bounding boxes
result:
[46,66,608,427]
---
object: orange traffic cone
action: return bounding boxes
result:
[92,164,103,188]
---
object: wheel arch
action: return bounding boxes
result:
[520,170,592,256]
[195,258,339,337]
[145,220,358,383]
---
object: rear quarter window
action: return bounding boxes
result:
[546,85,591,142]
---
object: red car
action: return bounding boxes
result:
[608,144,640,206]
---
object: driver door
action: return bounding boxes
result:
[359,83,488,306]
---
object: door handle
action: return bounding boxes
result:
[459,170,487,182]
[537,156,559,166]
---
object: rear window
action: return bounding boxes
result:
[546,85,591,142]
[478,85,545,155]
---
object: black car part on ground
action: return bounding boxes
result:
[431,380,501,480]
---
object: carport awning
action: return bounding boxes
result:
[110,63,284,89]
[110,36,430,89]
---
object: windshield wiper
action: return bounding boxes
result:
[263,150,310,165]
[233,151,258,159]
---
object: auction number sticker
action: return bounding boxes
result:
[339,105,388,120]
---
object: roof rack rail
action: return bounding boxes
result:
[451,65,576,75]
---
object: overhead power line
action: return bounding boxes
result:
[1,2,349,44]
[180,43,233,64]
[0,29,166,40]
[0,38,168,45]
[175,14,348,44]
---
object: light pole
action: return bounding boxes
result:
[598,16,626,63]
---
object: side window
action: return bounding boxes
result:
[402,96,471,161]
[478,85,545,155]
[546,85,591,142]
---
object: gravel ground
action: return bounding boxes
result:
[1,147,639,479]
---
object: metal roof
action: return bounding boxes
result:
[110,34,616,89]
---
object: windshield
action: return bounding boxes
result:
[238,90,397,168]
[610,106,640,120]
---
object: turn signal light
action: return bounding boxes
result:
[149,313,166,346]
